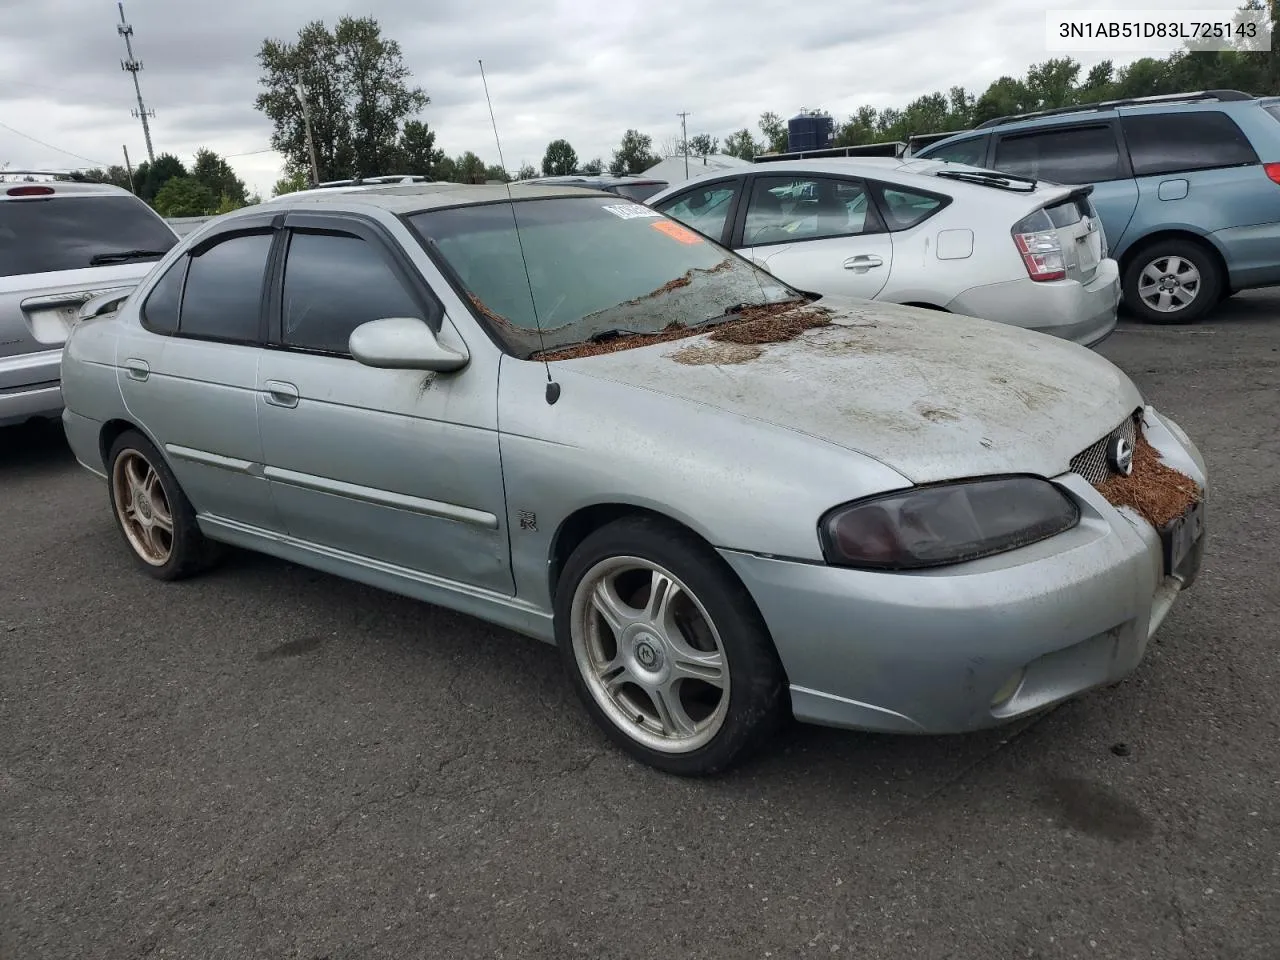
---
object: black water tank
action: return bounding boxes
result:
[787,113,835,152]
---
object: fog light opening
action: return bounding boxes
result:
[991,668,1026,709]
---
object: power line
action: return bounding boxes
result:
[224,148,278,158]
[0,120,108,167]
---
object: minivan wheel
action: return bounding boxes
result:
[1123,239,1221,324]
[107,429,219,580]
[555,516,787,777]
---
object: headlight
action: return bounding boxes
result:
[818,476,1080,570]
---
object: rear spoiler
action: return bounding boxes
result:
[77,286,136,321]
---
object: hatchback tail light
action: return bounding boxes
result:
[1012,208,1066,282]
[1265,162,1280,185]
[6,185,55,197]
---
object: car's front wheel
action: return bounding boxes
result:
[107,429,219,580]
[1122,239,1222,324]
[555,516,787,776]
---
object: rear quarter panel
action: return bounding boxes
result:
[60,311,129,468]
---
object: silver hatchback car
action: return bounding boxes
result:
[60,184,1208,776]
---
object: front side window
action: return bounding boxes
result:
[178,231,272,343]
[281,231,426,354]
[409,196,796,358]
[742,176,882,246]
[994,124,1124,184]
[0,194,178,280]
[1121,111,1258,177]
[653,182,741,240]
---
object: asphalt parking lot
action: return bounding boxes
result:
[3,294,1278,960]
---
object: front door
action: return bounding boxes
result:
[255,213,513,595]
[115,221,281,532]
[735,174,894,301]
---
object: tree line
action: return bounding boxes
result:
[57,1,1278,210]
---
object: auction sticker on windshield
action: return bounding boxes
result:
[601,203,661,220]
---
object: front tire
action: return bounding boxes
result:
[555,515,788,776]
[1122,239,1221,325]
[106,429,219,581]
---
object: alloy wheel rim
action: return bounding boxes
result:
[1138,255,1201,313]
[111,450,174,566]
[570,556,730,754]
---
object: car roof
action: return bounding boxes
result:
[0,178,138,200]
[518,174,664,186]
[252,181,619,216]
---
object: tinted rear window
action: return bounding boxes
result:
[0,194,177,279]
[1121,111,1258,176]
[612,182,666,202]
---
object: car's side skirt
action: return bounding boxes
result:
[198,513,557,644]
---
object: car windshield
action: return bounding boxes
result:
[407,196,797,358]
[0,194,178,279]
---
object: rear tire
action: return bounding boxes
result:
[106,429,220,581]
[555,515,788,776]
[1122,239,1221,325]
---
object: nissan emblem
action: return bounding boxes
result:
[1107,435,1134,477]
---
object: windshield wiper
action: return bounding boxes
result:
[700,297,804,325]
[89,249,169,266]
[587,328,645,343]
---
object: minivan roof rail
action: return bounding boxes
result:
[973,89,1255,130]
[0,169,101,182]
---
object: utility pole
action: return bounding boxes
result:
[677,111,690,180]
[122,144,137,194]
[293,83,321,187]
[116,2,155,163]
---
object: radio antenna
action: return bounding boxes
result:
[479,59,558,401]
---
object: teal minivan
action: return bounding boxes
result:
[915,90,1280,324]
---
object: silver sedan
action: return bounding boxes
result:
[59,183,1208,776]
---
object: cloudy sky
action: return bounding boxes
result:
[0,0,1249,198]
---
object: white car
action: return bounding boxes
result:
[647,157,1121,347]
[0,172,179,428]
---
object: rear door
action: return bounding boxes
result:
[989,121,1139,252]
[116,212,282,533]
[733,173,893,300]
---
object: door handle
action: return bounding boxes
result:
[263,380,299,408]
[843,255,884,272]
[123,358,149,381]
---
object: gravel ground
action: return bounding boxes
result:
[2,293,1278,960]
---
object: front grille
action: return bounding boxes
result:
[1070,410,1140,485]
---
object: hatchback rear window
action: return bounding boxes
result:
[0,194,178,279]
[1121,111,1258,176]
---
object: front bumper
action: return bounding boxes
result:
[946,259,1120,348]
[0,349,63,428]
[720,406,1206,735]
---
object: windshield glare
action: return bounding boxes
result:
[0,195,178,279]
[408,196,797,357]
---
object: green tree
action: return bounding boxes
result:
[77,165,136,191]
[541,139,578,176]
[255,16,429,183]
[608,129,658,175]
[579,157,604,175]
[687,133,718,157]
[515,163,538,180]
[192,148,248,207]
[153,176,217,217]
[396,119,444,176]
[722,129,758,160]
[484,163,510,183]
[133,153,187,204]
[757,112,788,153]
[452,151,486,183]
[272,165,310,196]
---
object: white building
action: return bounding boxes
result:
[643,153,752,186]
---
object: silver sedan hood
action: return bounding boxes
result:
[556,298,1142,484]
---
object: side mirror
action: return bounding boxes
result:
[349,317,469,372]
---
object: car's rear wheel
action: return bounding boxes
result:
[1122,239,1221,325]
[107,429,219,580]
[555,516,787,776]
